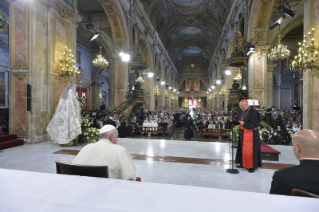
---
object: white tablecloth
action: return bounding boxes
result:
[0,168,318,212]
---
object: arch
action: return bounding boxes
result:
[269,16,304,48]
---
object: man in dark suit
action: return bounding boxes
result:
[270,129,319,195]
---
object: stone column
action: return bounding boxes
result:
[248,45,270,108]
[301,0,319,131]
[266,63,277,107]
[90,82,101,110]
[8,0,81,142]
[113,59,128,108]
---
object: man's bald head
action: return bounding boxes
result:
[292,129,319,160]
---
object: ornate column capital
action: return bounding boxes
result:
[267,64,277,72]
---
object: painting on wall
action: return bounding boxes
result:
[172,0,204,7]
[11,6,28,68]
[182,27,201,35]
[183,46,201,54]
[0,72,5,106]
[54,16,69,71]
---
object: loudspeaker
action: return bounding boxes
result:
[27,84,31,111]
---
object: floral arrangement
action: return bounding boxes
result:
[259,127,268,140]
[228,125,240,145]
[84,127,100,143]
[81,118,90,127]
[228,125,269,144]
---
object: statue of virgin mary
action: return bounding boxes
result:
[46,83,82,146]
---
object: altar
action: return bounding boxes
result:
[0,168,318,212]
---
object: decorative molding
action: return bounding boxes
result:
[57,2,70,18]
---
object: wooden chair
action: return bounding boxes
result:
[55,161,109,178]
[291,188,319,198]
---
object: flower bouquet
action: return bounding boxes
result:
[84,127,100,143]
[228,125,240,145]
[81,118,90,127]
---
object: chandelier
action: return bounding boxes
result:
[268,34,290,60]
[93,46,109,68]
[59,46,79,82]
[292,28,319,72]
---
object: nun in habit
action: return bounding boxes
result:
[46,83,82,146]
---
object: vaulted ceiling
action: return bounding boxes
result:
[140,0,234,70]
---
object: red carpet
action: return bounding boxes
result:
[260,144,280,161]
[260,144,281,154]
[0,134,24,150]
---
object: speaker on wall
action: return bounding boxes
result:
[27,84,31,111]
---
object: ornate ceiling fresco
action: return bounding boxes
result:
[140,0,233,74]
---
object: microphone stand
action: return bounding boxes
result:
[226,108,239,174]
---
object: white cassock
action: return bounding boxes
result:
[143,121,148,130]
[153,121,158,131]
[46,83,81,144]
[72,139,136,180]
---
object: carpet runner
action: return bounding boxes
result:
[0,134,24,150]
[260,144,281,161]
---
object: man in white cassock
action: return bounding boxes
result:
[72,125,137,180]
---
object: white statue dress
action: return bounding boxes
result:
[46,83,82,144]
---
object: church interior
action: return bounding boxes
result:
[0,0,319,211]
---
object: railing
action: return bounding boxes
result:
[112,89,145,117]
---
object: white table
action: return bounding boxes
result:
[0,169,318,212]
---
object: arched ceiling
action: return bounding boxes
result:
[140,0,234,71]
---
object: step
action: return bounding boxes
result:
[0,134,18,142]
[0,139,24,151]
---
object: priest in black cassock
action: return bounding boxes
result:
[184,116,194,140]
[232,99,262,173]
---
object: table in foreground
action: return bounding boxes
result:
[0,168,318,212]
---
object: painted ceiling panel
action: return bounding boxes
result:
[140,0,233,73]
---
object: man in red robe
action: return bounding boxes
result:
[233,99,262,173]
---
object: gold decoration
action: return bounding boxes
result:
[292,28,319,72]
[268,34,290,61]
[93,46,109,68]
[58,46,79,82]
[57,3,70,18]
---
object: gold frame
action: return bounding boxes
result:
[11,5,28,69]
[10,73,28,137]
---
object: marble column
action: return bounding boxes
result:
[8,0,81,142]
[301,0,319,131]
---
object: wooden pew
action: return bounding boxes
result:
[136,126,165,137]
[201,128,231,139]
[194,125,203,137]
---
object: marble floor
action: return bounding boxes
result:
[0,138,299,194]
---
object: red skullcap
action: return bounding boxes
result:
[240,99,248,103]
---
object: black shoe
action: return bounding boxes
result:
[248,169,255,173]
[236,165,243,168]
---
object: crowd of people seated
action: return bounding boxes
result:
[80,107,231,138]
[259,106,302,145]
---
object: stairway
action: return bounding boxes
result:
[0,134,24,151]
[113,89,145,118]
